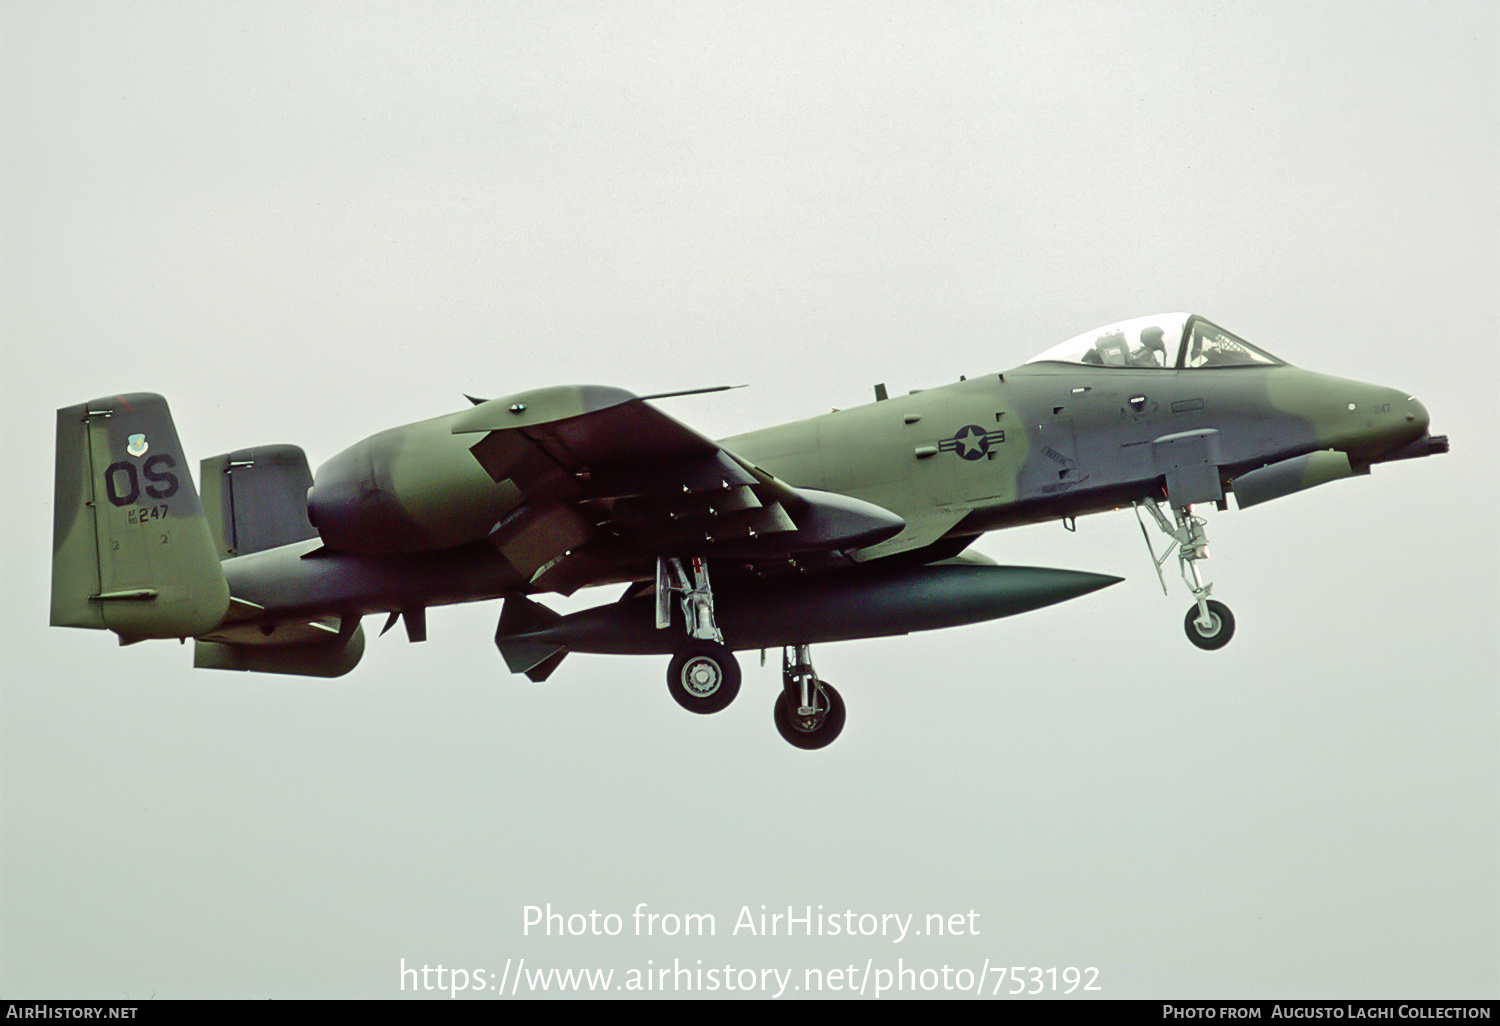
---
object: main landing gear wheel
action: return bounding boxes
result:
[1184,599,1235,650]
[774,681,846,750]
[667,641,741,714]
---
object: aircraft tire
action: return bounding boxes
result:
[774,681,846,750]
[667,641,741,714]
[1184,599,1235,650]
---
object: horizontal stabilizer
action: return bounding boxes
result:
[194,624,365,677]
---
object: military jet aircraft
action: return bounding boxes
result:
[51,313,1447,749]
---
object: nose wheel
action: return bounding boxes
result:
[1136,500,1237,650]
[1184,599,1234,650]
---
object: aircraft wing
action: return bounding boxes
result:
[451,386,903,592]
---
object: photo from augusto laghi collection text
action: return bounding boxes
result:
[397,902,1107,997]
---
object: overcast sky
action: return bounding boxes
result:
[2,1,1495,1000]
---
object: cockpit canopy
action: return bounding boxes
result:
[1025,313,1286,370]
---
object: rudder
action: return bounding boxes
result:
[199,444,319,558]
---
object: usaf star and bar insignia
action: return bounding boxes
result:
[939,424,1005,461]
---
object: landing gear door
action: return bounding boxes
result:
[1152,429,1224,506]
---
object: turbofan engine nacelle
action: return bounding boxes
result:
[307,416,517,555]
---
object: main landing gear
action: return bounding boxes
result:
[1135,500,1237,650]
[774,645,846,750]
[658,557,741,713]
[666,641,741,714]
[655,558,845,748]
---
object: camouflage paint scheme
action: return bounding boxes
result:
[51,313,1445,745]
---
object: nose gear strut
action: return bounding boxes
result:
[1134,500,1236,650]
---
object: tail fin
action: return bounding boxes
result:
[199,444,318,558]
[51,393,230,640]
[494,594,568,682]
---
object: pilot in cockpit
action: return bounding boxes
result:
[1081,326,1168,368]
[1133,325,1168,368]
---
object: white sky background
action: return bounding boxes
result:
[2,1,1495,1000]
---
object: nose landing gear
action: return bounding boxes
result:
[1136,500,1237,650]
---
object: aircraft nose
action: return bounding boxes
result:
[1345,383,1429,462]
[1402,393,1430,436]
[1274,372,1432,465]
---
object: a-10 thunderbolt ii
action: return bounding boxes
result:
[51,312,1447,749]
